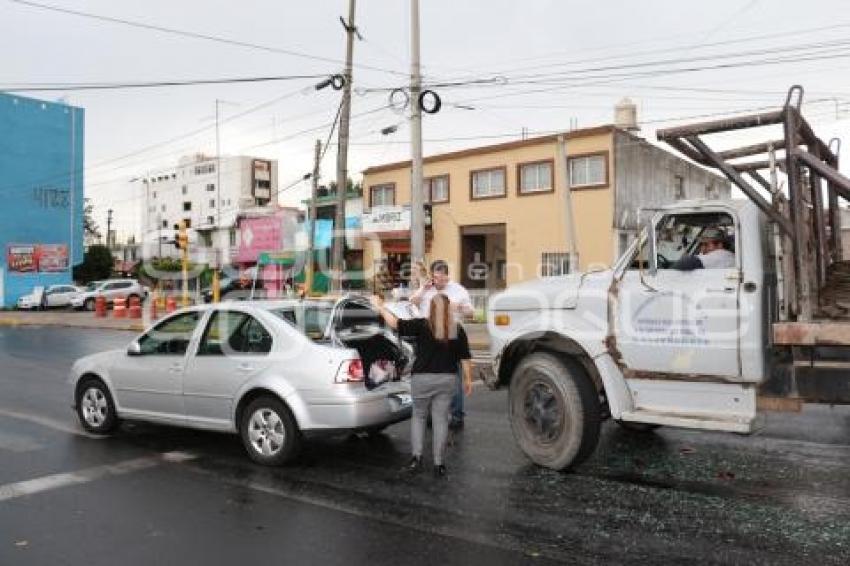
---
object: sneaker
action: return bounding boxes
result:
[405,456,422,473]
[433,464,447,478]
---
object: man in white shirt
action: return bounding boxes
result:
[410,260,474,429]
[673,228,735,270]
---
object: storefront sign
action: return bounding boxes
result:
[237,216,282,263]
[362,206,411,233]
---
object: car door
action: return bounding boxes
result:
[109,310,203,420]
[182,309,275,427]
[49,286,75,307]
[615,210,741,377]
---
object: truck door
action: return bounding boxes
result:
[615,210,741,378]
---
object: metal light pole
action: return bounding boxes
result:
[332,0,357,292]
[409,0,425,267]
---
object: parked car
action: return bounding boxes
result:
[69,296,413,466]
[17,284,81,310]
[71,279,148,310]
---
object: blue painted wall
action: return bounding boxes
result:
[0,93,84,307]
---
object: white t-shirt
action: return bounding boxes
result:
[697,249,735,269]
[416,281,472,319]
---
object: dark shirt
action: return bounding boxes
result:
[397,318,471,375]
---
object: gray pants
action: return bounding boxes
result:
[410,372,455,465]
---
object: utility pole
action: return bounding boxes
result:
[213,99,223,302]
[409,0,425,269]
[558,135,580,273]
[332,0,357,292]
[106,208,113,249]
[306,139,322,295]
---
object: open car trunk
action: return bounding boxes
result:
[330,297,413,390]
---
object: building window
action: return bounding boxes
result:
[541,252,570,277]
[183,202,192,211]
[674,175,686,199]
[207,216,215,226]
[518,161,554,194]
[195,163,215,175]
[209,199,215,208]
[568,154,607,188]
[153,191,157,198]
[425,175,449,203]
[229,228,237,247]
[162,219,168,228]
[161,204,166,212]
[370,183,395,207]
[183,218,192,228]
[181,185,187,195]
[206,183,215,192]
[256,179,271,189]
[471,167,506,199]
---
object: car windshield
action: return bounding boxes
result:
[86,281,102,291]
[270,305,333,341]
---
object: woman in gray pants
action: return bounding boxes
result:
[372,293,472,477]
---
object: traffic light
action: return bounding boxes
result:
[172,222,189,250]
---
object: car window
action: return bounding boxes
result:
[137,311,201,356]
[198,311,272,356]
[271,306,331,341]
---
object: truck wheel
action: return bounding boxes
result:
[509,353,601,471]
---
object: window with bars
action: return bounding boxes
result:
[541,252,571,277]
[370,183,395,207]
[425,175,449,203]
[568,154,607,187]
[471,167,506,199]
[519,161,553,194]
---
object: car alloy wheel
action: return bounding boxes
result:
[81,387,109,428]
[247,407,286,457]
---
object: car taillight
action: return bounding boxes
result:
[335,359,364,383]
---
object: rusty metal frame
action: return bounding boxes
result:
[657,85,850,322]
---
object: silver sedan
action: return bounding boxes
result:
[69,297,413,465]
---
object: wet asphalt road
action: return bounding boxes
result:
[0,327,849,565]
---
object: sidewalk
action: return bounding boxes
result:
[0,310,493,349]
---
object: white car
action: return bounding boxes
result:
[71,279,148,310]
[69,296,413,466]
[17,284,81,310]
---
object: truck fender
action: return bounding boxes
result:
[496,331,634,419]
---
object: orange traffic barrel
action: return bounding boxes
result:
[95,295,107,318]
[128,295,142,319]
[165,296,177,313]
[113,297,127,318]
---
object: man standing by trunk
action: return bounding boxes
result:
[410,260,474,429]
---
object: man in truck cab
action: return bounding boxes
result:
[673,227,735,270]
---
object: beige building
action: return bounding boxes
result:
[360,125,729,293]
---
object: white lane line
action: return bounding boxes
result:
[0,451,196,503]
[0,408,104,440]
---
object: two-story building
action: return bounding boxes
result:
[361,124,730,294]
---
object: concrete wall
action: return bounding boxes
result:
[613,130,731,255]
[0,93,84,307]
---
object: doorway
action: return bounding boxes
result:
[460,224,506,291]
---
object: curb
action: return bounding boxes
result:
[0,317,142,332]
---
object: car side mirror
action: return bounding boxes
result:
[127,341,142,356]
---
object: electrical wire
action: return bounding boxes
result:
[0,74,328,93]
[9,0,407,77]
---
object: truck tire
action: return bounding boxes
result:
[509,353,601,471]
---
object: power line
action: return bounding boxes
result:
[10,0,407,77]
[0,74,327,93]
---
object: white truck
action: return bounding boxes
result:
[485,86,850,471]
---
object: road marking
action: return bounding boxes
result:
[0,408,104,440]
[0,431,44,453]
[0,451,196,503]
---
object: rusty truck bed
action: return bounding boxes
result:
[773,261,850,346]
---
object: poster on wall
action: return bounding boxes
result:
[37,244,69,272]
[6,245,37,273]
[6,244,69,273]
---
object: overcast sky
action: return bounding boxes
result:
[3,0,850,241]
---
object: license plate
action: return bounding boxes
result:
[392,393,412,408]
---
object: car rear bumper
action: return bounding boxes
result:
[297,387,412,431]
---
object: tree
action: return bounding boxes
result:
[73,244,113,283]
[327,178,362,196]
[83,198,101,241]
